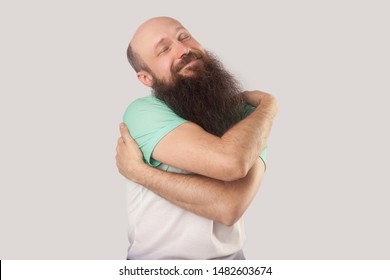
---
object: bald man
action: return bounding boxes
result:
[116,17,278,260]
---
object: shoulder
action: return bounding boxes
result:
[121,95,189,166]
[124,95,166,116]
[123,95,184,122]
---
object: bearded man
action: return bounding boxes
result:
[115,17,278,260]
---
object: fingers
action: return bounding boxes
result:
[119,123,138,145]
[119,123,132,141]
[116,138,122,154]
[118,123,138,147]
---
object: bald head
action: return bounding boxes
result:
[127,17,183,72]
[131,17,182,48]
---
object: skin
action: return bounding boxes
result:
[116,17,278,226]
[131,17,206,85]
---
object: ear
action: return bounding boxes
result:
[137,71,154,87]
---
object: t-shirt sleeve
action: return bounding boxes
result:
[122,96,188,167]
[243,105,268,170]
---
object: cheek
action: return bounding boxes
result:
[153,59,174,79]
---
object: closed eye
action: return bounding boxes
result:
[159,46,170,55]
[178,33,191,41]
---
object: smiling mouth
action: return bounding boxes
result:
[175,51,203,72]
[182,59,200,69]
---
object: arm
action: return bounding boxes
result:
[151,91,278,181]
[116,126,264,226]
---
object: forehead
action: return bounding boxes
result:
[131,18,187,59]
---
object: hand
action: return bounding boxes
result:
[242,90,279,117]
[115,123,146,183]
[241,90,272,107]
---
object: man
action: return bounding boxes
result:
[116,17,278,259]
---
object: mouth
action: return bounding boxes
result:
[182,59,200,70]
[175,52,203,73]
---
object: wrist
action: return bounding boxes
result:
[126,162,150,184]
[258,98,278,118]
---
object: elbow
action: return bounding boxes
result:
[219,202,244,227]
[219,196,245,227]
[222,156,250,182]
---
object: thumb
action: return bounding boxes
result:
[119,123,132,141]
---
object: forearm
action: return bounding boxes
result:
[221,98,277,177]
[149,91,277,182]
[131,158,264,226]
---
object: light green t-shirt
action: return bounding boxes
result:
[123,95,267,168]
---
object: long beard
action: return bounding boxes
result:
[152,52,245,136]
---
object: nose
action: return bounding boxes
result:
[175,41,191,59]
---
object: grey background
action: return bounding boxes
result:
[1,0,389,259]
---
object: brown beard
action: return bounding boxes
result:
[152,51,245,137]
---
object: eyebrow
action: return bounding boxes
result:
[175,26,186,32]
[154,38,168,52]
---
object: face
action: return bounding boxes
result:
[131,17,207,85]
